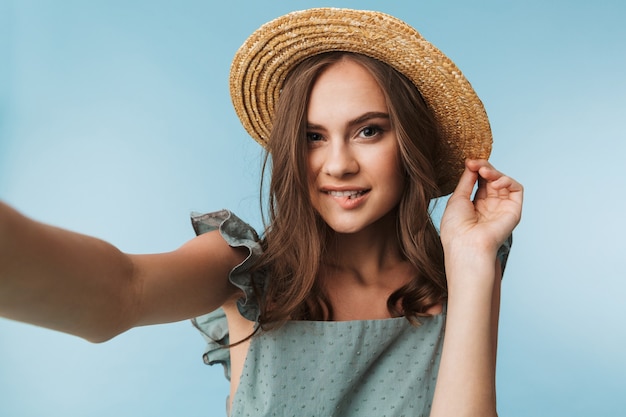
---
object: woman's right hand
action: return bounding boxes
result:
[0,201,243,342]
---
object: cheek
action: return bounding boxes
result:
[306,152,321,183]
[382,151,406,196]
[305,155,319,200]
[376,148,402,177]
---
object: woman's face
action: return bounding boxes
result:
[306,58,405,235]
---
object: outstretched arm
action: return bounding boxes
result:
[0,202,244,342]
[431,159,523,417]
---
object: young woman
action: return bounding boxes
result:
[0,8,522,417]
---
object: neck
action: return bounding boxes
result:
[322,211,411,288]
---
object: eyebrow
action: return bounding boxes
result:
[306,111,390,130]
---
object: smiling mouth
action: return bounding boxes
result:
[326,190,369,199]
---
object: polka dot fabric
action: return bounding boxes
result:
[230,315,444,417]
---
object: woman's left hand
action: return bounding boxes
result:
[440,159,523,254]
[433,159,520,417]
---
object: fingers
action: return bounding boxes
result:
[455,159,523,196]
[490,175,519,192]
[451,161,479,200]
[451,159,493,200]
[466,159,501,182]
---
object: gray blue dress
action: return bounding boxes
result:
[191,210,511,417]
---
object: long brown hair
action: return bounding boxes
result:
[255,52,447,328]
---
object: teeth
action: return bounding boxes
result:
[327,190,365,199]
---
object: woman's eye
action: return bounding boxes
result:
[360,126,381,138]
[306,132,323,142]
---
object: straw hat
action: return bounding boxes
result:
[230,7,492,196]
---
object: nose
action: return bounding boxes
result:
[322,139,359,178]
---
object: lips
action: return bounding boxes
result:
[326,190,368,199]
[320,187,371,210]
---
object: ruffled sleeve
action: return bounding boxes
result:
[497,234,513,276]
[189,209,264,381]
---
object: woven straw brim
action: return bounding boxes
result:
[230,7,492,196]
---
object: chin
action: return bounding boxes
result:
[324,216,380,235]
[329,224,364,235]
[321,209,398,236]
[320,217,361,234]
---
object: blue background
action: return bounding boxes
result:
[1,1,625,416]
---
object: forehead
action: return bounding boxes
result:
[307,59,388,122]
[312,56,383,90]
